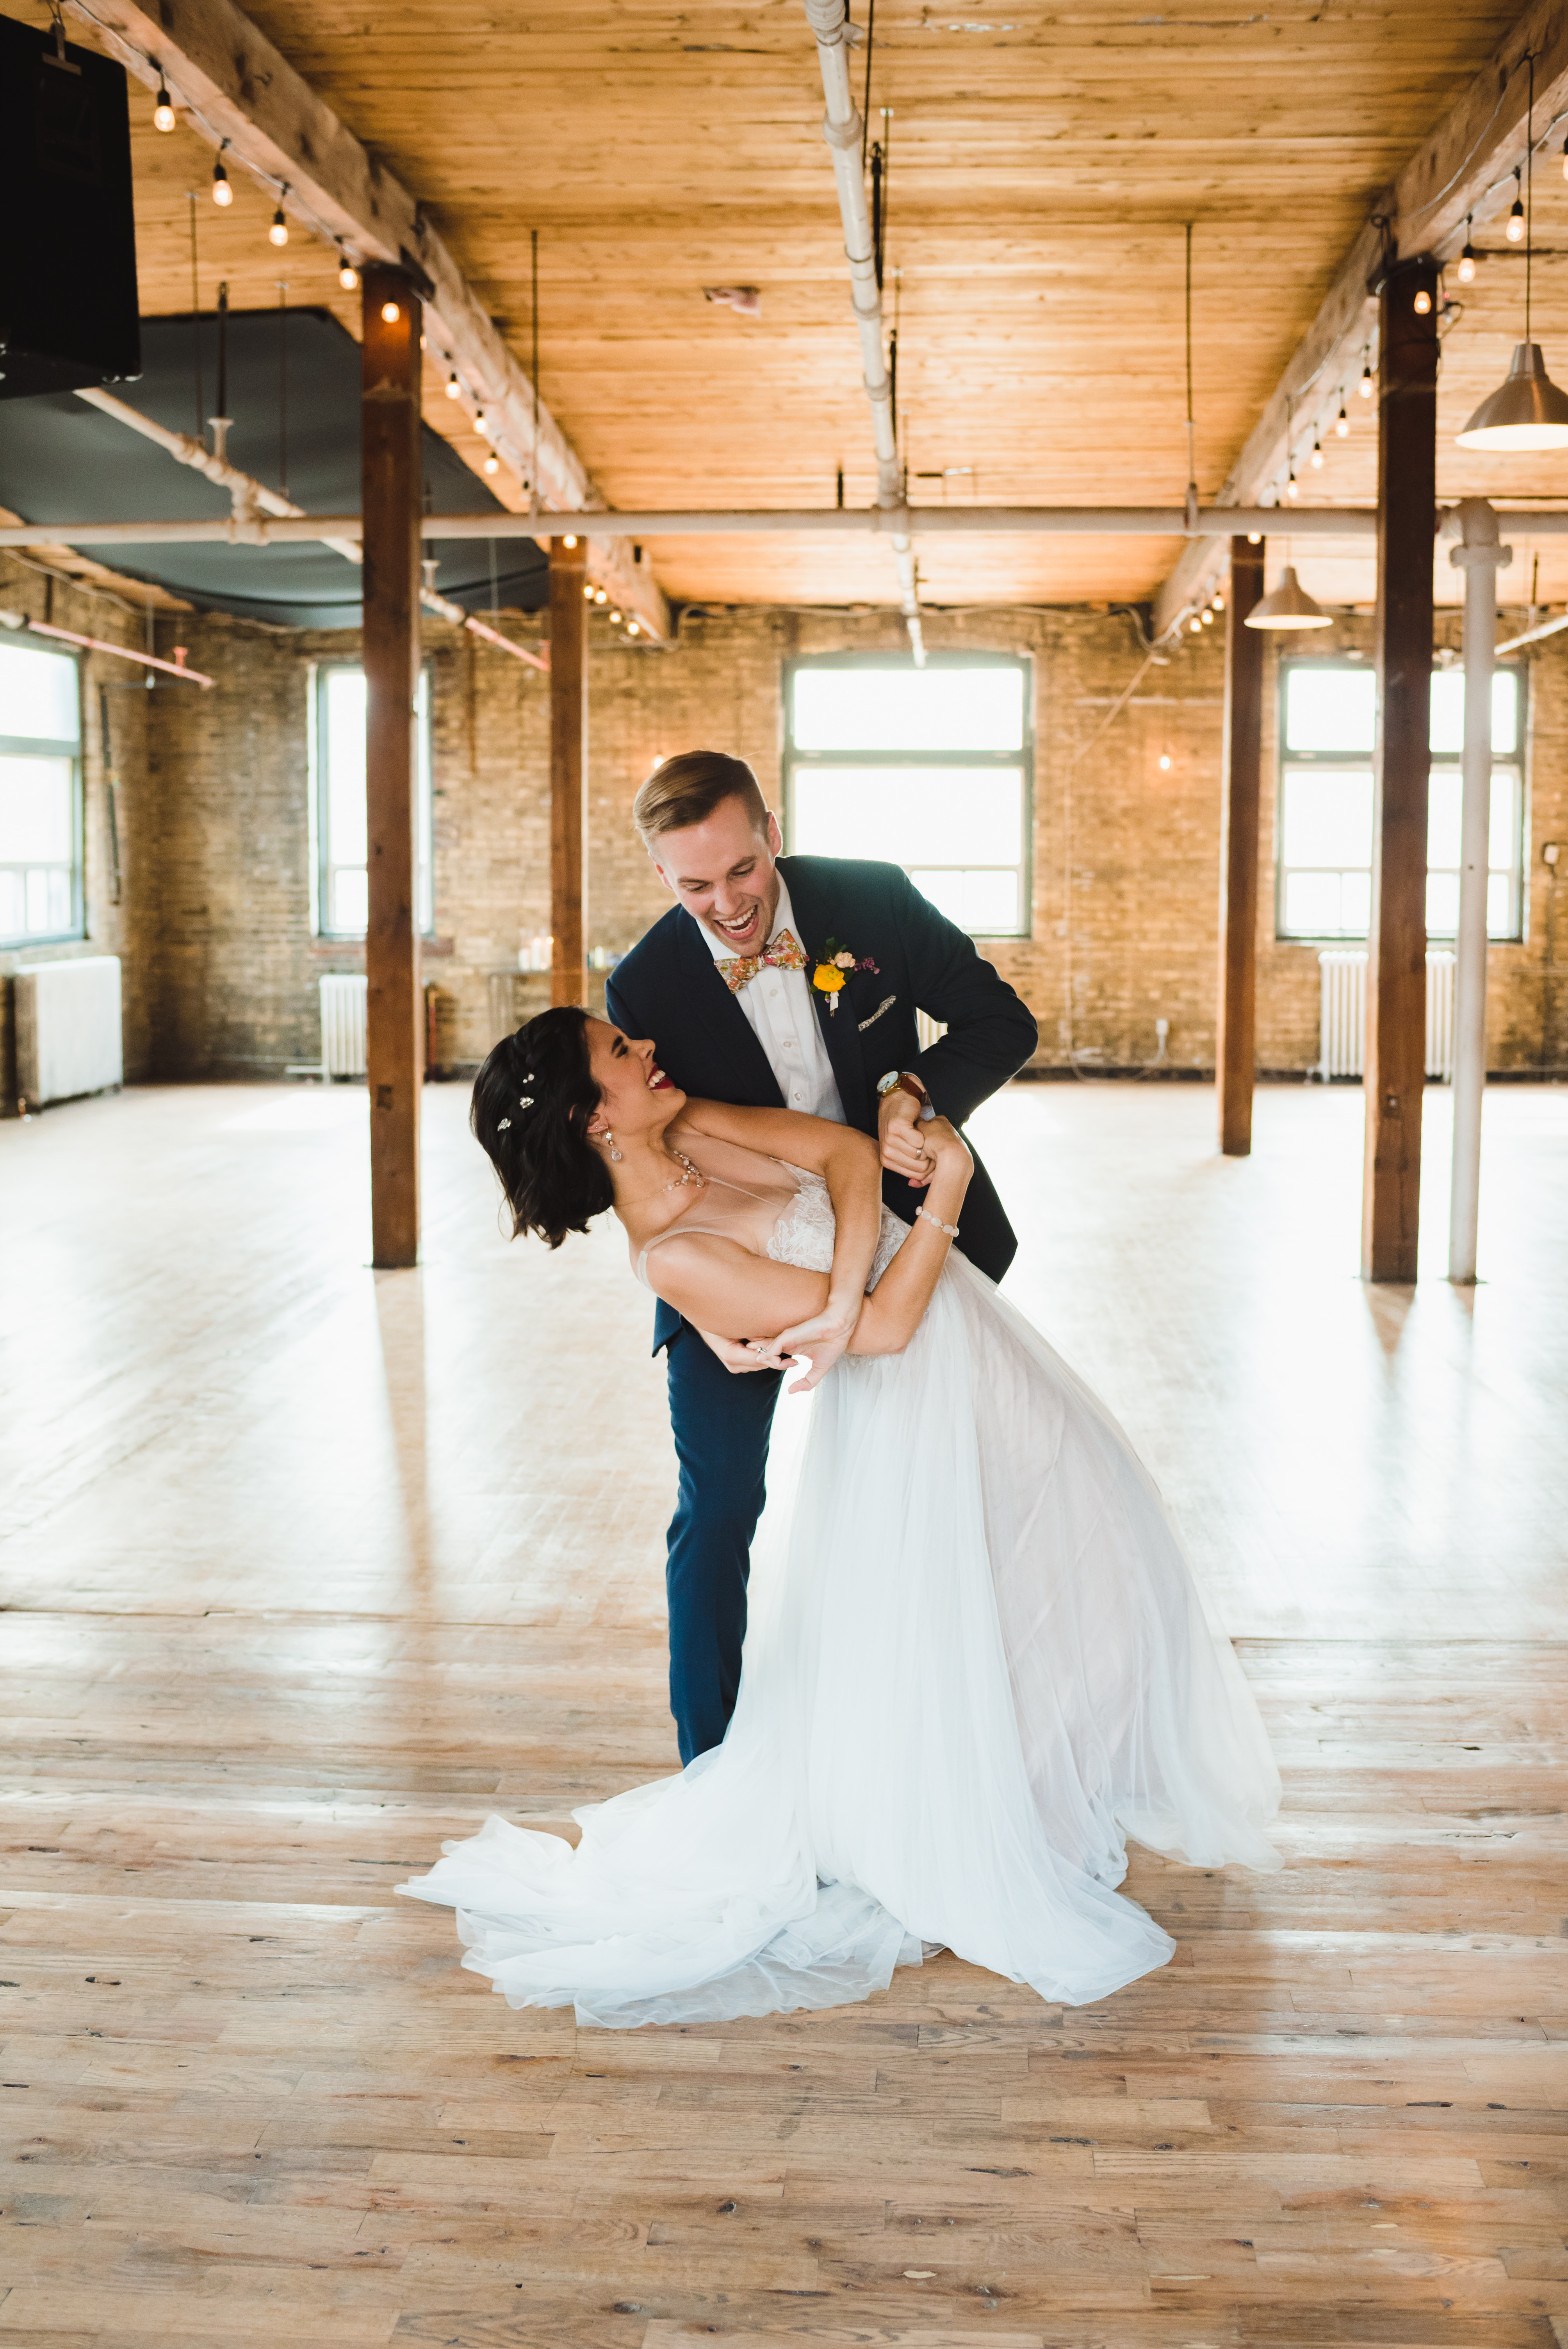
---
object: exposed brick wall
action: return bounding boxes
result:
[5,557,1565,1107]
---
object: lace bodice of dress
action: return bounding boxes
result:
[765,1168,908,1291]
[633,1129,907,1294]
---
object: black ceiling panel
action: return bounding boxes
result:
[0,307,547,627]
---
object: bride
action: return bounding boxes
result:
[400,1005,1282,2027]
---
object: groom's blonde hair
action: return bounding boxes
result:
[633,751,770,851]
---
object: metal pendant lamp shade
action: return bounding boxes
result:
[1244,565,1332,629]
[1456,342,1568,450]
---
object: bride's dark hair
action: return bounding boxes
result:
[471,1005,613,1248]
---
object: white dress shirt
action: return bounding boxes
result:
[699,877,846,1123]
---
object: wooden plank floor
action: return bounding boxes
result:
[2,1078,1565,2349]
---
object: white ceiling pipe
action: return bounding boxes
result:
[0,504,1399,549]
[69,385,469,626]
[1442,497,1511,1287]
[74,385,361,564]
[802,0,923,662]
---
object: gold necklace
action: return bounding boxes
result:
[658,1148,704,1194]
[621,1148,706,1208]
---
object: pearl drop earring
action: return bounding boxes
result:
[604,1130,623,1162]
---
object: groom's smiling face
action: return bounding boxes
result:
[652,795,785,959]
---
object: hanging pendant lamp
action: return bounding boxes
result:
[1456,340,1568,449]
[1245,565,1331,629]
[1457,54,1568,451]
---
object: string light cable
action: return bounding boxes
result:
[61,0,566,524]
[59,0,372,263]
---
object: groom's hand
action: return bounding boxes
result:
[878,1086,935,1189]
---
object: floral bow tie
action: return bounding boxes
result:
[715,927,810,994]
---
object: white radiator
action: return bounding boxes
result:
[319,973,368,1078]
[1317,949,1456,1082]
[13,955,123,1109]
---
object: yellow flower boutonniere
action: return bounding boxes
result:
[811,937,879,1015]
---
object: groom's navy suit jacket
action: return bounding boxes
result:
[604,854,1039,1354]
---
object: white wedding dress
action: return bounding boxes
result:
[400,1133,1282,2026]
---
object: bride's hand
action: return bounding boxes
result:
[921,1116,973,1177]
[768,1297,862,1394]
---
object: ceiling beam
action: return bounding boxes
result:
[60,0,669,642]
[1151,0,1568,640]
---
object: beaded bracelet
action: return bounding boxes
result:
[916,1205,960,1238]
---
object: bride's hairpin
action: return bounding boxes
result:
[497,1090,535,1132]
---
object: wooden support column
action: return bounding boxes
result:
[361,265,423,1269]
[1217,536,1266,1157]
[549,535,588,1006]
[1362,257,1438,1283]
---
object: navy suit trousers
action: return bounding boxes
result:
[664,1324,784,1764]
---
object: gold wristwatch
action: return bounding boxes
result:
[877,1069,935,1120]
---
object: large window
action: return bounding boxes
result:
[784,654,1032,937]
[1278,659,1524,942]
[0,640,82,948]
[310,664,434,939]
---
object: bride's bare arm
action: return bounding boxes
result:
[848,1119,975,1357]
[674,1100,883,1346]
[644,1234,830,1354]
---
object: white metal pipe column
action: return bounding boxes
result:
[802,0,925,663]
[1443,497,1512,1283]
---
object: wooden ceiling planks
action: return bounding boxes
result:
[11,0,1568,610]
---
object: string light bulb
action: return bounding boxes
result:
[1413,285,1431,315]
[338,253,358,291]
[1310,436,1324,468]
[269,205,288,249]
[610,608,622,624]
[444,371,460,399]
[1458,215,1476,283]
[628,620,641,636]
[1212,591,1225,611]
[1335,399,1349,436]
[380,300,401,323]
[1158,752,1173,770]
[1286,467,1300,500]
[593,587,607,604]
[483,452,499,474]
[1360,361,1374,399]
[1188,615,1202,633]
[1247,529,1262,544]
[1201,607,1215,623]
[1562,135,1568,182]
[153,84,175,131]
[1507,169,1525,242]
[562,534,578,548]
[583,583,595,601]
[211,157,232,207]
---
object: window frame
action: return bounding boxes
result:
[0,640,84,951]
[1274,654,1526,946]
[782,649,1035,941]
[308,659,435,942]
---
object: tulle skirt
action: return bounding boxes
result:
[399,1252,1281,2026]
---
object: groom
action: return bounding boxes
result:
[605,750,1038,1764]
